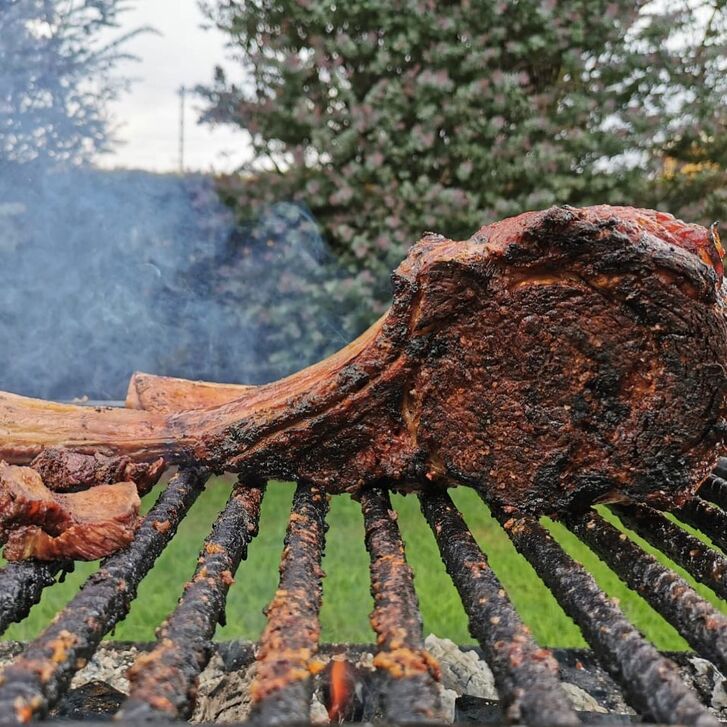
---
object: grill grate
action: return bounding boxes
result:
[489,501,715,725]
[249,482,328,726]
[121,478,265,721]
[1,458,727,725]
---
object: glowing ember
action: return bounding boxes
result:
[326,656,354,722]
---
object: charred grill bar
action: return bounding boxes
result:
[418,490,579,726]
[672,497,727,553]
[700,474,727,511]
[248,482,328,725]
[0,468,727,724]
[0,560,68,635]
[120,479,265,720]
[359,488,442,723]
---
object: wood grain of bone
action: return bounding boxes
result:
[0,205,725,516]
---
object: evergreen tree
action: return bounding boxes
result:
[0,0,142,166]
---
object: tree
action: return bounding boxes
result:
[0,0,142,166]
[648,1,727,223]
[199,0,727,372]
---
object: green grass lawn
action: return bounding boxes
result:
[2,478,726,649]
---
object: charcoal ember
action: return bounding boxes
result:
[0,461,140,561]
[319,656,376,723]
[31,448,164,494]
[52,680,125,720]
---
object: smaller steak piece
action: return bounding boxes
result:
[30,448,164,494]
[0,461,140,561]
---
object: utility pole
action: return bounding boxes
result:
[178,85,186,174]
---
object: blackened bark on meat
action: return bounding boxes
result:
[0,206,725,518]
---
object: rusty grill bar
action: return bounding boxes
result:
[120,478,265,721]
[248,481,328,726]
[418,490,579,726]
[360,488,442,723]
[0,461,726,725]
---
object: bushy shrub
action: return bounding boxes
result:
[199,0,726,371]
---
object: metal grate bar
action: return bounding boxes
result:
[0,468,208,724]
[419,490,580,726]
[698,475,727,512]
[0,561,68,636]
[490,505,716,725]
[248,482,328,726]
[120,479,265,721]
[568,509,727,674]
[611,503,727,601]
[672,497,727,553]
[359,488,442,723]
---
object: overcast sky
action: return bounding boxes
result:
[99,1,252,173]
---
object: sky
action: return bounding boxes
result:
[98,0,252,173]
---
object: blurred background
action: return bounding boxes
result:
[1,0,726,646]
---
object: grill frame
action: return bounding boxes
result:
[1,455,727,725]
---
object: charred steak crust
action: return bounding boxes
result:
[0,205,725,521]
[187,206,725,514]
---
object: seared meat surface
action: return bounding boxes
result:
[30,448,164,494]
[0,461,140,561]
[0,205,724,562]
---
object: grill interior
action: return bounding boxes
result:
[2,458,727,726]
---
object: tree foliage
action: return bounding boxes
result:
[0,0,141,166]
[650,1,727,223]
[199,0,727,373]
